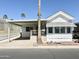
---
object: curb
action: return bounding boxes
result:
[0,46,79,49]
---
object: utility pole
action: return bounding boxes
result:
[37,0,42,44]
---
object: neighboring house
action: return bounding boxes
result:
[73,23,79,39]
[0,11,77,42]
[0,18,21,41]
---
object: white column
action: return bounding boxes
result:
[71,27,73,34]
[59,27,61,33]
[46,27,48,35]
[65,27,67,34]
[30,30,32,40]
[53,27,55,34]
[71,27,73,40]
[8,23,10,42]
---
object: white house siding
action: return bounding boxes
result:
[47,34,72,42]
[51,17,69,23]
[46,27,74,42]
[22,27,30,38]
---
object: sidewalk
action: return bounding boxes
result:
[0,40,79,49]
[0,45,79,49]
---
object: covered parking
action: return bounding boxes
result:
[8,20,46,40]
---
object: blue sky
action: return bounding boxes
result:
[0,0,79,22]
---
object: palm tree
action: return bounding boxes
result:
[3,14,8,19]
[21,13,26,19]
[10,19,14,20]
[37,0,42,44]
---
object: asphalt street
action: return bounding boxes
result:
[0,49,79,59]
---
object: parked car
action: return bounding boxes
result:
[73,23,79,43]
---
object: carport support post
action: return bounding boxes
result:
[37,0,43,44]
[8,23,10,42]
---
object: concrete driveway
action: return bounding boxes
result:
[0,49,79,59]
[0,40,33,48]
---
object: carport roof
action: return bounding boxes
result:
[8,19,47,23]
[8,19,47,26]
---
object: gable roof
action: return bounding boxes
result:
[47,11,74,20]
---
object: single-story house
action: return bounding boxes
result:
[0,11,77,42]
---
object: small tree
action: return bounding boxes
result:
[3,14,8,19]
[21,13,26,19]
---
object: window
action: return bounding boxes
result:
[61,27,65,33]
[26,27,30,31]
[55,27,60,33]
[67,27,71,33]
[48,27,53,33]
